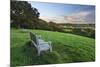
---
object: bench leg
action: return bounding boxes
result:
[49,41,52,52]
[38,49,40,56]
[50,47,52,52]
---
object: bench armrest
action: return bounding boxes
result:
[39,42,49,45]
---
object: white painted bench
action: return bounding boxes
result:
[30,32,52,56]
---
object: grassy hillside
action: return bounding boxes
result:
[11,29,95,66]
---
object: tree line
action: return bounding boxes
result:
[11,1,64,32]
[11,1,95,38]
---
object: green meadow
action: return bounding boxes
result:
[11,29,95,66]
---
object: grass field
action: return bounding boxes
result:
[11,28,95,66]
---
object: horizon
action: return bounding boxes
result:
[28,1,95,24]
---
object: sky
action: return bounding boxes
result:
[28,1,95,24]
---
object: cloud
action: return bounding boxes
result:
[64,11,91,23]
[40,11,94,24]
[39,16,65,23]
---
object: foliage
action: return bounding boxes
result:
[48,21,65,32]
[72,28,95,38]
[11,1,40,28]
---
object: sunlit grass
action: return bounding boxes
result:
[10,28,95,66]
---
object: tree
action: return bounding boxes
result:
[48,21,64,32]
[11,1,40,28]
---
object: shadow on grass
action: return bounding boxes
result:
[11,41,62,66]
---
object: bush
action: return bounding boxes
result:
[72,28,95,38]
[83,28,95,38]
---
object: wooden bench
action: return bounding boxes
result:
[30,32,52,56]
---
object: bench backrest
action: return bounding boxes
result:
[30,32,39,45]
